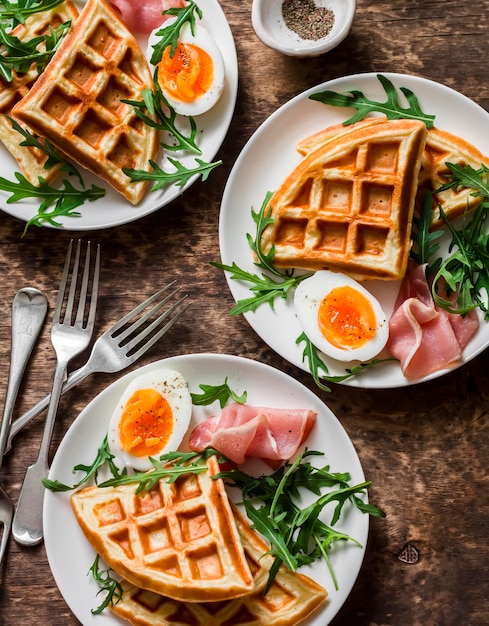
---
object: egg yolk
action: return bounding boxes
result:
[318,285,377,350]
[118,388,174,458]
[157,42,214,103]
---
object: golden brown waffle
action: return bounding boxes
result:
[0,1,79,184]
[12,0,159,204]
[261,118,427,280]
[109,505,327,626]
[70,456,255,603]
[417,127,489,229]
[297,118,489,231]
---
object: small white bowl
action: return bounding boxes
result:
[251,0,356,57]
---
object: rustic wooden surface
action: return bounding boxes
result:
[1,0,489,624]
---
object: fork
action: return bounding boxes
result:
[12,240,100,547]
[5,283,189,454]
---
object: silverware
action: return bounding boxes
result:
[6,283,189,454]
[13,240,99,547]
[0,288,47,566]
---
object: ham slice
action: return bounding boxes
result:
[387,264,479,379]
[109,0,186,34]
[188,404,316,465]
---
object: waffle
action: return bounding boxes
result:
[109,505,327,626]
[12,0,159,204]
[0,1,79,184]
[297,119,489,231]
[417,127,489,229]
[70,456,255,603]
[261,118,427,280]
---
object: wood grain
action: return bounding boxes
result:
[1,1,489,624]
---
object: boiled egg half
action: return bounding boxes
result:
[148,20,225,116]
[107,368,192,471]
[294,270,389,362]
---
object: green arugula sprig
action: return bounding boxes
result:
[212,192,312,315]
[409,190,443,274]
[296,333,394,393]
[191,377,247,408]
[124,156,221,191]
[149,0,201,64]
[97,451,211,494]
[0,20,70,81]
[0,172,105,234]
[0,0,65,25]
[42,436,125,492]
[309,74,436,128]
[429,163,489,317]
[89,555,123,615]
[218,448,385,592]
[7,117,83,184]
[123,81,202,155]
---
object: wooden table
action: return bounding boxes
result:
[1,1,489,624]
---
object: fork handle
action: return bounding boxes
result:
[6,361,93,454]
[13,362,68,546]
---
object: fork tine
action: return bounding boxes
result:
[124,298,191,361]
[63,239,81,325]
[85,243,100,331]
[107,283,177,336]
[114,287,181,344]
[54,239,74,324]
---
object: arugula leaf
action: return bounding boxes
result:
[98,451,210,494]
[409,190,443,274]
[217,448,385,592]
[309,74,436,128]
[0,0,65,26]
[43,436,125,492]
[6,117,83,184]
[123,80,202,155]
[0,20,70,81]
[123,157,221,191]
[89,555,123,615]
[212,193,312,314]
[296,333,396,393]
[191,377,247,407]
[430,163,489,317]
[149,0,202,64]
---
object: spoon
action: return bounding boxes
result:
[0,288,48,566]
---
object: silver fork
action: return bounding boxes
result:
[12,240,100,547]
[6,283,189,454]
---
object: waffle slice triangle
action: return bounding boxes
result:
[261,118,427,280]
[12,0,159,204]
[0,1,79,184]
[70,456,255,603]
[297,118,489,231]
[109,504,327,626]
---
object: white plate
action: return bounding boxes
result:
[0,0,238,230]
[219,72,489,389]
[44,353,369,626]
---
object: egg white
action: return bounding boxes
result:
[147,20,225,116]
[294,270,389,362]
[107,368,192,471]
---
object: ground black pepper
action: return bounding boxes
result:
[282,0,335,41]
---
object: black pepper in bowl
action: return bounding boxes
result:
[282,0,335,41]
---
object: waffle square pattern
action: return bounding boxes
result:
[12,0,158,204]
[261,119,427,280]
[0,1,79,184]
[110,505,327,626]
[71,456,255,603]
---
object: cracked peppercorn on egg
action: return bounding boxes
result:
[107,368,192,471]
[294,270,389,362]
[148,20,225,116]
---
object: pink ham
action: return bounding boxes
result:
[387,264,479,379]
[109,0,186,34]
[188,404,316,465]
